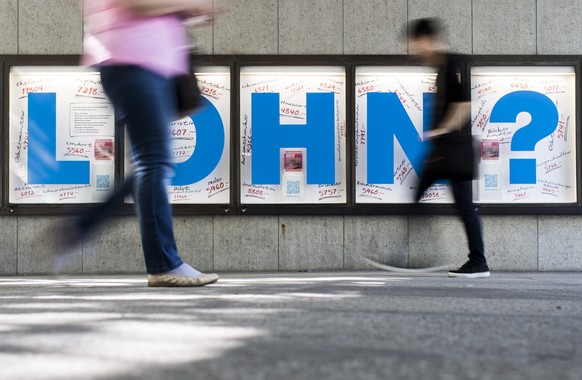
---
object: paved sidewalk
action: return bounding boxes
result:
[0,272,581,380]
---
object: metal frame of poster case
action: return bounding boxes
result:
[1,54,581,216]
[0,60,3,213]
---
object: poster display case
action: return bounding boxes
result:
[470,66,577,204]
[9,66,115,204]
[165,66,231,204]
[2,55,580,214]
[239,66,347,204]
[354,66,453,204]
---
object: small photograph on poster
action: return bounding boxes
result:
[480,139,499,161]
[281,148,305,202]
[94,139,114,160]
[284,150,303,172]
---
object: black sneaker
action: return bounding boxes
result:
[448,261,490,278]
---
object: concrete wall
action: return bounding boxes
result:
[3,0,582,55]
[1,214,581,274]
[1,0,582,274]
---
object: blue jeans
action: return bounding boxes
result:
[76,65,183,274]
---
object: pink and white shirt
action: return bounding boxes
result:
[82,0,189,78]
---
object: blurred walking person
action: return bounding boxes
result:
[409,18,490,278]
[65,0,221,286]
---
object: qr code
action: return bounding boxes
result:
[96,175,110,190]
[484,174,498,190]
[286,180,301,197]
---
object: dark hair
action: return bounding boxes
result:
[409,18,442,38]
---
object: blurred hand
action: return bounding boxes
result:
[424,128,448,140]
[184,4,226,27]
[118,0,225,18]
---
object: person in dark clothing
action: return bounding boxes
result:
[409,18,490,278]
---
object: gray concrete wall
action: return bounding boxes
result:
[1,214,581,274]
[1,0,581,274]
[4,0,581,55]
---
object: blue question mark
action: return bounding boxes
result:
[489,90,559,184]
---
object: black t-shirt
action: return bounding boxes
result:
[432,54,469,131]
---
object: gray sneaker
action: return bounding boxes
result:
[148,273,219,287]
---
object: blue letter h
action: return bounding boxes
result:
[251,92,336,185]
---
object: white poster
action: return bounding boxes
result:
[167,67,231,204]
[355,66,453,204]
[240,67,346,204]
[471,66,577,203]
[9,67,115,204]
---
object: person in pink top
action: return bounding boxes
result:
[63,0,220,286]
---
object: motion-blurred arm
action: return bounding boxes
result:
[425,101,470,139]
[118,0,214,17]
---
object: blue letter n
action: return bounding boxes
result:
[367,92,431,184]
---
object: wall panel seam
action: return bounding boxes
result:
[535,0,540,55]
[17,0,20,54]
[277,216,280,271]
[342,215,345,269]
